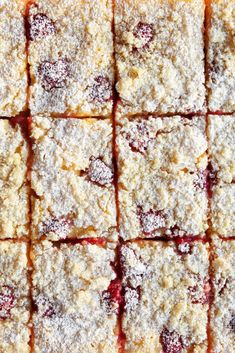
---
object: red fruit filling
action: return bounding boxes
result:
[188,278,211,305]
[30,13,55,40]
[133,22,154,49]
[0,286,16,320]
[87,157,114,186]
[81,238,106,246]
[38,59,69,91]
[40,217,73,238]
[102,279,123,315]
[89,75,112,104]
[35,295,56,318]
[138,207,166,236]
[160,327,183,353]
[126,121,151,153]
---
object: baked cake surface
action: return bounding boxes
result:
[32,241,119,353]
[0,241,30,353]
[115,0,205,116]
[207,0,235,112]
[116,116,208,240]
[0,119,29,239]
[211,237,235,353]
[121,240,210,353]
[0,0,27,116]
[31,116,117,240]
[28,0,114,116]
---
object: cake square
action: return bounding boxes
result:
[28,0,114,117]
[31,116,117,241]
[116,116,208,240]
[0,0,27,116]
[211,183,235,237]
[31,240,119,353]
[114,0,206,116]
[208,115,235,184]
[207,0,235,113]
[121,241,210,352]
[0,119,29,239]
[0,241,30,353]
[210,237,235,353]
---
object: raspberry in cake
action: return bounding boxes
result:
[114,0,206,116]
[0,119,29,239]
[210,237,235,352]
[31,241,119,353]
[28,0,114,117]
[121,241,210,352]
[208,115,235,184]
[0,0,27,116]
[0,241,30,352]
[31,116,117,241]
[207,0,235,113]
[211,183,235,238]
[116,116,208,240]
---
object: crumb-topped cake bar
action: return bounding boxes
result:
[0,0,27,116]
[28,0,114,116]
[0,119,29,239]
[0,241,30,353]
[116,116,208,240]
[32,241,119,353]
[207,0,235,113]
[211,237,235,353]
[115,0,206,116]
[121,241,210,352]
[208,115,235,237]
[208,115,235,184]
[31,116,116,241]
[211,183,235,237]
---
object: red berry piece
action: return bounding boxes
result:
[0,286,16,320]
[38,59,69,91]
[35,295,56,318]
[40,217,73,238]
[87,157,114,186]
[229,315,235,333]
[102,279,123,315]
[30,13,55,40]
[89,75,112,105]
[138,207,166,236]
[160,327,183,353]
[126,121,151,153]
[193,170,208,191]
[133,22,154,49]
[188,278,211,305]
[175,240,193,256]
